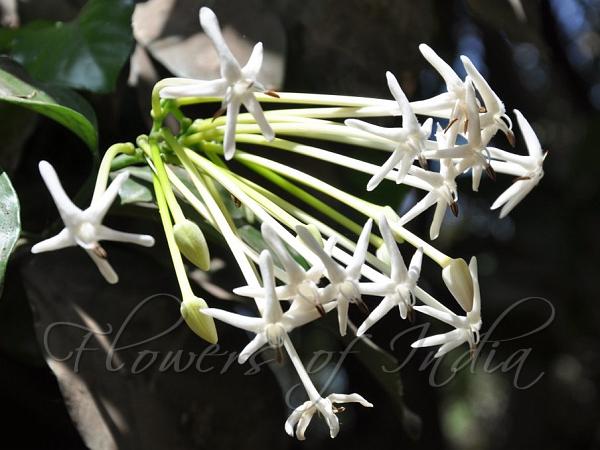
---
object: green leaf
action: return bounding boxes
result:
[2,0,135,93]
[117,176,153,205]
[0,170,20,298]
[0,58,98,152]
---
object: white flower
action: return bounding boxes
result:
[159,7,275,160]
[345,72,433,190]
[357,215,422,335]
[201,250,333,363]
[461,55,515,145]
[411,257,482,357]
[399,124,460,239]
[425,81,495,191]
[31,161,155,284]
[490,109,546,218]
[418,43,468,126]
[285,393,373,440]
[234,223,327,313]
[296,220,373,336]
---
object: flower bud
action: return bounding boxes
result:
[180,295,218,344]
[376,242,390,266]
[174,219,210,271]
[442,258,474,312]
[298,223,323,248]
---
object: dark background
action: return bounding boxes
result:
[1,0,599,449]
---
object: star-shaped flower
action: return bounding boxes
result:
[489,109,546,218]
[345,72,433,190]
[285,393,373,440]
[461,55,515,145]
[296,219,373,336]
[411,257,482,358]
[399,124,460,239]
[31,161,155,284]
[201,250,333,363]
[235,223,330,313]
[159,7,275,160]
[424,81,495,191]
[357,215,423,335]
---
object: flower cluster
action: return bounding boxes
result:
[31,6,546,440]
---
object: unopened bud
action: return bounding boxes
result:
[174,219,210,271]
[299,223,323,248]
[180,295,218,344]
[442,258,474,312]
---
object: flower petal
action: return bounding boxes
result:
[31,228,75,254]
[514,109,542,159]
[200,308,264,333]
[357,295,394,336]
[97,225,155,247]
[38,161,81,225]
[199,7,242,82]
[242,42,264,79]
[238,333,268,363]
[85,248,118,284]
[223,96,241,160]
[242,93,274,141]
[159,79,227,98]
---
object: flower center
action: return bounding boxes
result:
[265,323,286,348]
[75,222,97,248]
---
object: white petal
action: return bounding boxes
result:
[378,215,408,282]
[413,305,463,327]
[295,409,314,440]
[344,118,407,142]
[31,228,75,254]
[465,82,482,147]
[259,250,283,323]
[468,257,481,320]
[408,247,423,284]
[38,161,81,225]
[337,298,349,336]
[367,147,403,191]
[199,7,242,82]
[434,334,467,357]
[159,78,228,98]
[411,328,463,348]
[85,249,118,284]
[399,191,437,226]
[96,225,155,247]
[261,223,305,284]
[327,393,373,408]
[296,225,345,283]
[461,55,503,115]
[514,109,542,159]
[429,200,446,240]
[396,151,415,185]
[499,179,534,218]
[238,333,268,363]
[357,296,394,336]
[418,44,463,92]
[386,71,420,132]
[242,42,264,79]
[242,94,274,141]
[491,179,525,211]
[347,219,373,279]
[285,402,311,438]
[200,308,264,333]
[223,97,241,160]
[86,171,129,222]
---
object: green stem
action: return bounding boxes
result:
[91,143,135,203]
[233,151,450,267]
[152,174,193,298]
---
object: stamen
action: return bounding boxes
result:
[92,244,107,259]
[265,90,280,98]
[212,106,226,122]
[450,201,459,217]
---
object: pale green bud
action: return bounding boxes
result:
[180,295,218,344]
[174,219,210,271]
[442,258,474,312]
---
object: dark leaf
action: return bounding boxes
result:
[0,58,98,152]
[0,169,20,298]
[2,0,135,93]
